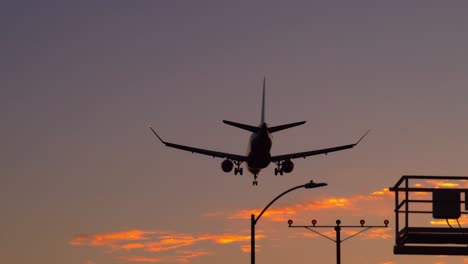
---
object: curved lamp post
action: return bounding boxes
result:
[251,180,327,264]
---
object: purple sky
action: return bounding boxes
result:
[2,1,468,264]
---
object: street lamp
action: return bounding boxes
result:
[250,180,327,264]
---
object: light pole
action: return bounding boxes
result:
[251,180,327,264]
[288,218,389,264]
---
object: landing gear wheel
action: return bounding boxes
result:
[233,161,243,176]
[252,174,258,186]
[274,162,284,176]
[275,168,284,176]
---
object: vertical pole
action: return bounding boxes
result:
[404,177,409,229]
[395,187,399,244]
[335,222,341,264]
[251,214,255,264]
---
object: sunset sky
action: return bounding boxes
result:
[2,1,468,264]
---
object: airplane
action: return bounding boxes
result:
[149,78,370,186]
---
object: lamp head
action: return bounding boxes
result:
[304,180,328,189]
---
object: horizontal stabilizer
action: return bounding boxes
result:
[223,120,258,132]
[268,121,306,133]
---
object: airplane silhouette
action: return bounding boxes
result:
[149,78,370,186]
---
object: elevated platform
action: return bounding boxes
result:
[390,175,468,256]
[395,227,468,255]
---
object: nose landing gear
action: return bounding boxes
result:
[252,173,258,186]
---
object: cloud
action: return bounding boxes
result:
[141,233,262,253]
[300,227,391,241]
[409,179,468,189]
[118,256,161,263]
[121,243,146,251]
[70,230,264,263]
[430,216,468,226]
[174,250,210,263]
[223,188,393,223]
[70,230,161,248]
[425,180,464,188]
[362,228,392,240]
[71,187,395,263]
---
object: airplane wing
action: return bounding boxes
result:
[149,126,248,162]
[270,130,371,162]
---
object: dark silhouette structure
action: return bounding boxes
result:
[149,78,370,185]
[288,219,389,264]
[390,175,468,255]
[250,180,327,264]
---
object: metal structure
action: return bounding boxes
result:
[250,180,327,264]
[288,219,389,264]
[390,175,468,255]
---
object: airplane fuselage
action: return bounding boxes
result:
[247,123,272,174]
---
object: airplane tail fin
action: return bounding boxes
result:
[268,121,306,133]
[223,120,258,133]
[261,77,266,125]
[222,78,266,133]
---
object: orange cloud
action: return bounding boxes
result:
[302,232,320,239]
[426,180,460,188]
[372,188,392,196]
[301,227,391,241]
[142,233,264,253]
[363,228,392,240]
[175,250,210,263]
[144,235,201,252]
[121,243,146,250]
[118,256,160,263]
[227,206,300,222]
[211,234,253,244]
[72,187,396,263]
[402,180,468,198]
[70,229,264,263]
[240,243,261,253]
[421,179,468,188]
[430,216,468,226]
[69,230,159,247]
[224,187,393,223]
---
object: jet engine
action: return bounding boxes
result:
[221,159,233,173]
[281,160,294,173]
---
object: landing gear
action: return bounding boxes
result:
[234,161,243,175]
[234,167,243,175]
[274,162,283,176]
[252,173,258,186]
